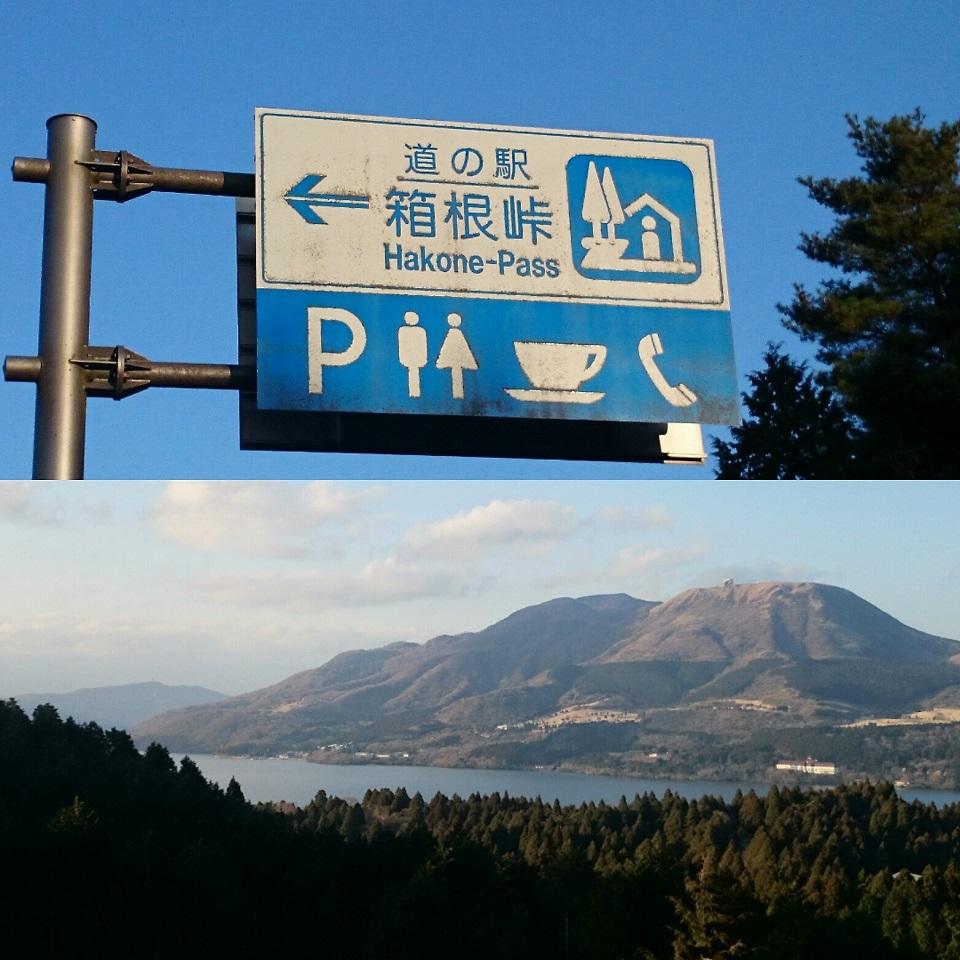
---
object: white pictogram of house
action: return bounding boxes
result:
[580,162,697,275]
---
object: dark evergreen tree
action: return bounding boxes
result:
[225,776,245,804]
[716,111,960,478]
[713,344,857,478]
[672,851,766,959]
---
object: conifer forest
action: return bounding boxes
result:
[3,699,960,958]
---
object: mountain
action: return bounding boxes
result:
[14,681,228,730]
[134,583,960,785]
[575,582,960,716]
[135,594,655,752]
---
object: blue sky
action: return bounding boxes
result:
[2,0,958,478]
[1,481,957,696]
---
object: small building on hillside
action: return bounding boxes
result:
[775,758,838,776]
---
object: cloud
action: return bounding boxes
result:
[145,481,370,557]
[0,483,62,526]
[0,613,198,661]
[400,499,578,560]
[0,607,394,671]
[526,541,710,597]
[593,504,671,530]
[198,554,474,610]
[606,544,708,579]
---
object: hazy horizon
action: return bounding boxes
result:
[1,481,957,698]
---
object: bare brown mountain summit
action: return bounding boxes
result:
[599,581,956,664]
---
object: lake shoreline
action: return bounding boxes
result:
[300,754,840,789]
[177,753,960,809]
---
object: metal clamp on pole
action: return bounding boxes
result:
[6,347,254,399]
[12,150,254,201]
[72,345,255,398]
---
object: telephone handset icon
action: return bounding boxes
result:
[638,333,698,407]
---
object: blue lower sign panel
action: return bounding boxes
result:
[255,110,739,428]
[257,290,737,424]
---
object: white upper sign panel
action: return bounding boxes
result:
[257,109,729,310]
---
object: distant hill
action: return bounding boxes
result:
[134,583,960,784]
[14,681,227,730]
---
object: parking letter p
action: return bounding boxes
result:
[307,307,367,394]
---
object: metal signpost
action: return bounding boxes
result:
[251,110,738,460]
[5,110,738,477]
[6,114,254,478]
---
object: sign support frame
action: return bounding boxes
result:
[7,114,256,479]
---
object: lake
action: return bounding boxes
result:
[178,754,960,809]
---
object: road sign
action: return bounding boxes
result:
[255,109,737,432]
[239,201,707,463]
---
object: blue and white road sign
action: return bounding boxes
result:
[256,109,738,426]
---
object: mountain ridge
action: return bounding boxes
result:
[134,581,960,777]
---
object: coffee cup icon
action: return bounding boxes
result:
[513,340,607,392]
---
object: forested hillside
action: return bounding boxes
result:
[3,698,959,959]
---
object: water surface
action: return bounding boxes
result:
[178,754,960,808]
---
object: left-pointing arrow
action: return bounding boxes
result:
[284,174,370,224]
